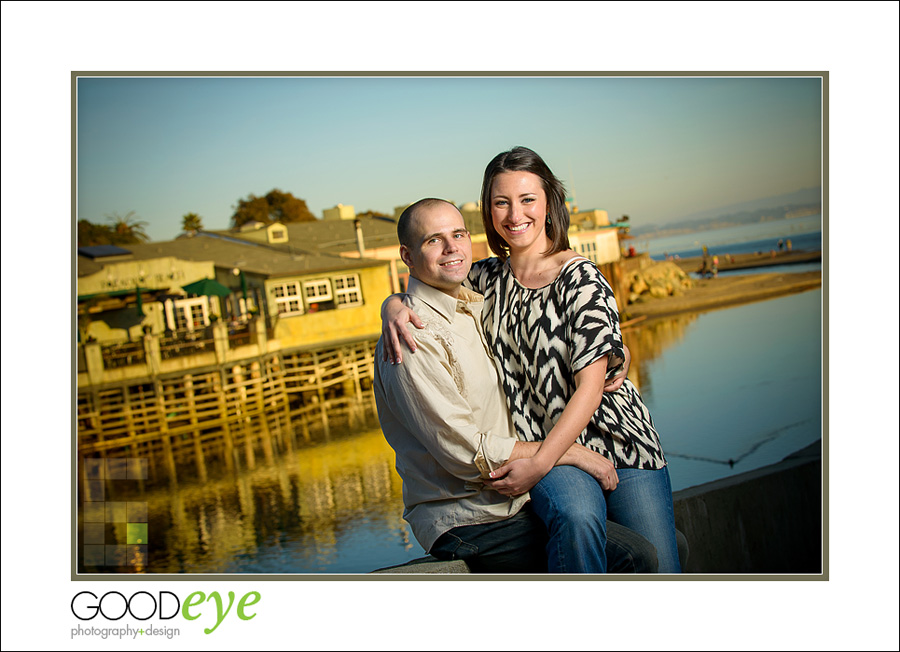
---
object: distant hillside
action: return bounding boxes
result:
[632,187,821,238]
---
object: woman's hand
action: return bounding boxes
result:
[381,295,424,364]
[604,344,631,392]
[484,457,552,497]
[579,450,619,491]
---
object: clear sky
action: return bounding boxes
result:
[77,75,822,241]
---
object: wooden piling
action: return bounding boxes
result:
[77,339,382,481]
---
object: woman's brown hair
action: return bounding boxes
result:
[480,146,571,260]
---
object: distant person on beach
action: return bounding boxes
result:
[786,239,792,251]
[374,198,659,573]
[712,255,719,277]
[778,239,785,251]
[382,147,683,573]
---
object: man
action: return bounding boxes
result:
[374,198,657,573]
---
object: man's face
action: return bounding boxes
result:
[400,203,472,297]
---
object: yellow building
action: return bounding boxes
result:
[77,231,393,388]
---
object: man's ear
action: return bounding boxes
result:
[399,245,414,269]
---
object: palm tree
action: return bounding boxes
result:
[182,212,203,232]
[106,211,150,244]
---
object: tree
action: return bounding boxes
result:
[182,212,203,232]
[77,211,150,247]
[78,219,115,247]
[231,189,316,228]
[107,211,150,243]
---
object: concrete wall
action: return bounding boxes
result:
[374,441,823,575]
[673,441,822,574]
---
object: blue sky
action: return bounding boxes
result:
[77,75,823,241]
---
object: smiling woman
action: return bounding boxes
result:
[382,147,685,573]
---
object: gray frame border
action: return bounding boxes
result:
[71,70,828,582]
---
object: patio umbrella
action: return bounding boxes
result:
[181,278,232,297]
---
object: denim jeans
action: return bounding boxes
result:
[430,508,548,573]
[609,467,682,573]
[530,465,682,573]
[429,502,659,574]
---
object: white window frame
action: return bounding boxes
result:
[303,278,333,304]
[166,297,210,331]
[334,273,363,308]
[272,281,304,317]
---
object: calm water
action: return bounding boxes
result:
[638,213,822,260]
[632,289,822,492]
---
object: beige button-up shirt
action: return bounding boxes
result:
[374,277,529,552]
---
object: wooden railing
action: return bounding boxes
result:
[159,329,215,360]
[227,322,253,349]
[101,340,146,369]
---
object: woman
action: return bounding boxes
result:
[384,146,681,572]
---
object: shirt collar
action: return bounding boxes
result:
[406,276,483,323]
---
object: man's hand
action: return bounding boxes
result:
[483,457,552,497]
[604,344,632,393]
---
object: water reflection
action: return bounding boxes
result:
[79,428,426,574]
[623,312,699,394]
[78,289,822,574]
[626,289,822,491]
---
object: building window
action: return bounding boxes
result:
[579,241,598,263]
[272,281,304,316]
[303,279,333,303]
[270,228,287,242]
[167,297,209,331]
[334,274,363,308]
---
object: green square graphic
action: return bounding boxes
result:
[84,523,105,544]
[83,502,105,523]
[127,502,148,522]
[83,545,105,566]
[127,523,148,545]
[105,502,127,522]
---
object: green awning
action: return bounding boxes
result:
[182,278,232,297]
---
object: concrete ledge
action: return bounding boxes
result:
[373,441,823,575]
[371,556,471,574]
[672,441,822,574]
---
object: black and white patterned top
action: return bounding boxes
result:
[466,256,667,470]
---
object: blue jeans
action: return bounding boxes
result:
[429,503,658,573]
[610,467,682,573]
[530,465,682,573]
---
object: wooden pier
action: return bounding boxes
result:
[672,249,822,275]
[77,339,380,484]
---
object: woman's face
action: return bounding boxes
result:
[489,171,549,254]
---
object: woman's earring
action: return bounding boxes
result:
[546,213,552,234]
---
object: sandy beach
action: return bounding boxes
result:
[623,269,822,322]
